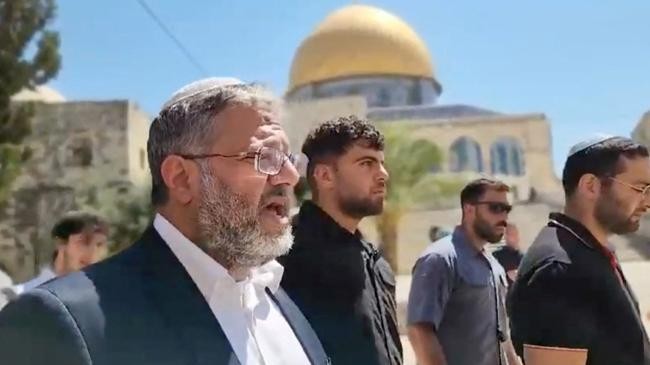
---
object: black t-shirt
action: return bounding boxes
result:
[508,213,650,365]
[493,246,523,271]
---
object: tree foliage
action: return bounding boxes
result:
[0,0,61,202]
[376,125,464,270]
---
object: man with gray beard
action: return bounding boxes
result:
[0,77,328,365]
[279,116,403,365]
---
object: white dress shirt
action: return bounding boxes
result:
[12,266,57,296]
[154,214,310,365]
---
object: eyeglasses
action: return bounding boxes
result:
[473,201,513,214]
[178,146,307,176]
[609,177,650,198]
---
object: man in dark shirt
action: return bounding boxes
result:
[493,223,523,287]
[279,116,403,365]
[509,135,650,365]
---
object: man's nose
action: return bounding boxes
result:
[270,159,300,187]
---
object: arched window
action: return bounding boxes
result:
[376,88,391,107]
[490,137,525,175]
[449,137,483,172]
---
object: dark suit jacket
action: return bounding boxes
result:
[0,227,329,365]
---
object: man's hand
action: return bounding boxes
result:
[505,339,523,365]
[407,323,447,365]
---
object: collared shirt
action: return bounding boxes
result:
[509,212,650,365]
[408,226,509,365]
[12,266,57,296]
[154,214,310,365]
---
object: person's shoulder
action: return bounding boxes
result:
[522,259,572,290]
[0,284,78,332]
[413,237,458,272]
[41,240,148,305]
[420,235,457,261]
[0,286,93,364]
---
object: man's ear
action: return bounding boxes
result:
[160,155,196,205]
[576,173,601,200]
[312,163,335,190]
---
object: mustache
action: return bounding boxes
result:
[260,186,289,204]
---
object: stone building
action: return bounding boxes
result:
[282,4,566,272]
[1,87,150,281]
[632,111,650,146]
[284,5,560,202]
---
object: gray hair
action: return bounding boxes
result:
[148,78,280,206]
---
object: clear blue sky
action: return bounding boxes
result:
[51,1,650,176]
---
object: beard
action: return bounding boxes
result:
[595,191,641,235]
[196,164,293,269]
[338,192,384,219]
[474,215,506,244]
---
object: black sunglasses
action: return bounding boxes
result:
[473,201,512,214]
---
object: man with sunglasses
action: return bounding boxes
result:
[0,78,329,365]
[407,178,521,365]
[279,116,402,365]
[508,135,650,365]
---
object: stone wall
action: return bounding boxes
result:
[0,100,151,282]
[284,96,367,152]
[384,114,560,193]
[127,102,151,186]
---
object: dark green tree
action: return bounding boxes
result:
[0,0,61,202]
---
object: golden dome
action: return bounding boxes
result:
[288,5,436,92]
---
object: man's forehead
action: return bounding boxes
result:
[345,142,383,156]
[482,188,508,200]
[221,105,280,127]
[67,231,104,243]
[213,106,286,151]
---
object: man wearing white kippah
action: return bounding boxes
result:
[509,135,650,365]
[0,77,329,365]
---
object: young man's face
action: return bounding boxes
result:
[56,232,107,275]
[331,142,389,219]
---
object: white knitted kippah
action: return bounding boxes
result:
[567,133,618,157]
[162,77,244,110]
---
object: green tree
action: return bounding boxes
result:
[376,125,463,271]
[0,0,61,202]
